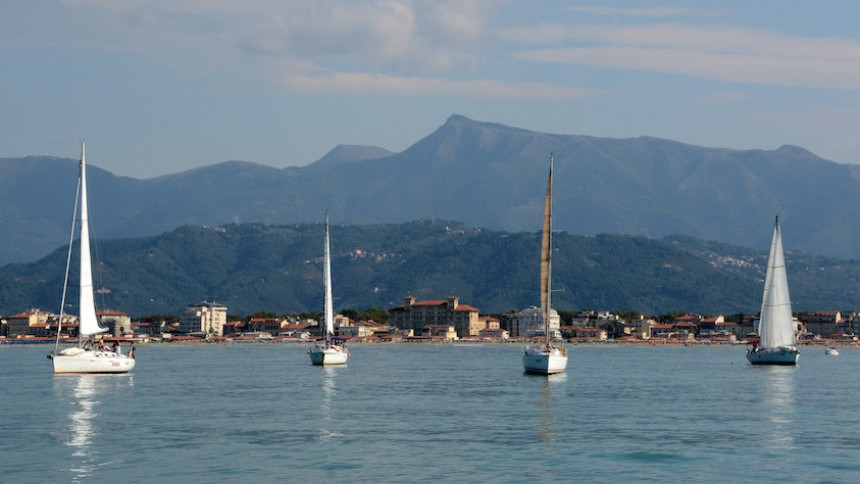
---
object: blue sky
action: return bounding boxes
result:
[2,1,859,178]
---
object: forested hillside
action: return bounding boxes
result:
[0,221,856,317]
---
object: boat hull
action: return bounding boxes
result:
[51,349,136,374]
[309,345,349,366]
[523,346,568,375]
[746,346,799,366]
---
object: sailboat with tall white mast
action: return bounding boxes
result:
[747,215,798,365]
[523,154,568,375]
[309,212,350,366]
[48,143,136,374]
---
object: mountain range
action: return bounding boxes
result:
[1,114,859,267]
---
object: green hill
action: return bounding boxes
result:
[0,221,856,318]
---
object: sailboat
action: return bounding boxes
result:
[309,212,350,366]
[747,215,799,365]
[522,154,568,375]
[48,143,136,374]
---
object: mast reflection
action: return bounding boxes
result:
[537,373,566,444]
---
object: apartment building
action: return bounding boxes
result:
[388,296,480,337]
[179,301,228,336]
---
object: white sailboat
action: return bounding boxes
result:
[747,215,798,365]
[523,155,568,375]
[48,143,136,374]
[309,212,350,366]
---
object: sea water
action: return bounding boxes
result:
[1,343,859,483]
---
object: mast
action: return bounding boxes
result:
[540,154,553,347]
[323,211,333,342]
[54,149,84,352]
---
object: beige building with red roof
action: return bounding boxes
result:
[5,309,56,337]
[388,296,481,337]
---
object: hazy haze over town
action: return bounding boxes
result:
[2,1,860,178]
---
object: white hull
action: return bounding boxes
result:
[309,344,349,366]
[825,348,839,356]
[523,346,568,374]
[51,349,136,374]
[746,346,798,366]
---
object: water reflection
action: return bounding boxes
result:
[319,366,343,442]
[54,375,133,482]
[537,373,566,443]
[760,367,796,450]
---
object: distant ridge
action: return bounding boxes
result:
[0,115,859,264]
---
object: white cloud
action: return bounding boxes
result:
[510,23,860,89]
[568,6,718,19]
[282,72,595,99]
[48,0,495,73]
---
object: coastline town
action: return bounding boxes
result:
[3,295,858,347]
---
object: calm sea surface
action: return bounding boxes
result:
[1,343,859,483]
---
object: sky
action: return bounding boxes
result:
[2,0,860,179]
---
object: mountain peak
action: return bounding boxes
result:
[306,144,395,172]
[776,144,815,157]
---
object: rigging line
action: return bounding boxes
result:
[55,175,82,352]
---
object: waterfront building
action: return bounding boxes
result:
[418,324,459,341]
[673,320,698,338]
[247,317,283,335]
[279,323,312,339]
[98,310,133,337]
[179,301,227,336]
[515,305,562,339]
[499,312,521,337]
[804,311,843,337]
[477,327,509,340]
[5,309,56,337]
[135,319,171,336]
[848,312,860,334]
[697,315,725,336]
[222,320,244,336]
[629,317,656,339]
[565,326,607,340]
[649,324,675,339]
[338,319,387,338]
[478,315,500,330]
[736,314,756,338]
[388,296,480,337]
[333,314,351,329]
